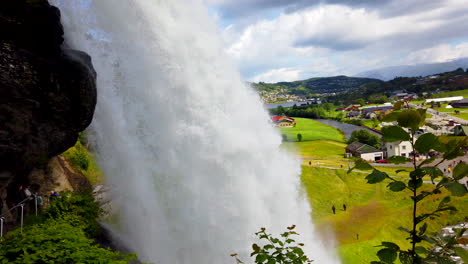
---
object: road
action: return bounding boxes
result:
[409,103,468,125]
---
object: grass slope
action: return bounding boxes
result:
[277,117,467,263]
[301,167,468,264]
[62,140,103,185]
[279,118,345,142]
[432,89,468,98]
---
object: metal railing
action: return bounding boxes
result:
[0,195,42,237]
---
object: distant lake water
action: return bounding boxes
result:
[316,119,381,139]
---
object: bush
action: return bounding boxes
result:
[232,225,313,264]
[65,142,90,170]
[0,220,136,264]
[44,191,102,237]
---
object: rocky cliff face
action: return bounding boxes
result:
[0,0,97,185]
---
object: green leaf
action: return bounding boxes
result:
[355,159,374,171]
[395,169,408,174]
[443,139,466,160]
[414,246,427,255]
[444,182,467,196]
[418,157,436,167]
[366,170,388,184]
[381,242,400,251]
[438,196,451,209]
[408,178,423,190]
[387,181,406,192]
[382,111,400,122]
[397,110,423,130]
[386,156,411,164]
[453,161,468,180]
[454,246,468,263]
[393,101,404,111]
[255,254,268,263]
[377,248,397,263]
[382,126,410,142]
[414,133,438,154]
[416,108,427,123]
[267,259,276,264]
[398,251,413,264]
[422,167,443,181]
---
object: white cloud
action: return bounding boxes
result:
[404,43,468,64]
[250,68,301,83]
[220,0,468,80]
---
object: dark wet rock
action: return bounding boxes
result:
[0,0,97,181]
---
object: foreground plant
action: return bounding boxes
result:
[349,102,468,264]
[232,225,313,264]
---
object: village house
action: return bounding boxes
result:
[271,116,296,127]
[361,105,393,119]
[345,142,384,162]
[384,140,414,158]
[451,98,468,108]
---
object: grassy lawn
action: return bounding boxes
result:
[63,140,103,185]
[279,118,345,142]
[278,119,467,263]
[301,167,468,264]
[456,112,468,120]
[431,89,468,98]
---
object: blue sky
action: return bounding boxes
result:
[205,0,468,82]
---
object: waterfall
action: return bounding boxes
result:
[52,1,339,263]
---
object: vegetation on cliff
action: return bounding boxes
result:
[0,192,137,264]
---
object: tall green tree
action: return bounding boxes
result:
[348,129,381,148]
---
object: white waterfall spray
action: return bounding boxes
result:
[52,1,340,263]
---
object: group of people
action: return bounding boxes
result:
[331,204,347,214]
[1,183,47,223]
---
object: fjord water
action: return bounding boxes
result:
[52,1,339,263]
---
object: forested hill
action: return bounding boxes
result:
[252,76,382,96]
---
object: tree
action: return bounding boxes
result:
[348,104,468,264]
[356,98,366,106]
[231,225,313,264]
[297,133,302,142]
[282,134,287,142]
[348,129,380,148]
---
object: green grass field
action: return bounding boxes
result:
[63,141,103,184]
[431,89,468,98]
[279,118,345,142]
[277,117,467,263]
[301,167,468,264]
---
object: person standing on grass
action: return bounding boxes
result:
[343,204,347,211]
[332,205,336,214]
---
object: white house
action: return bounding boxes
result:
[425,96,463,103]
[346,142,384,162]
[385,141,413,158]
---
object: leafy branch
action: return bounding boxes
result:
[349,104,467,264]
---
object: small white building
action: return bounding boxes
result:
[385,141,413,157]
[346,142,384,162]
[425,96,463,103]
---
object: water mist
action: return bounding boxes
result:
[52,0,340,263]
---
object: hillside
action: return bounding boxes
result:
[327,68,468,105]
[357,57,468,81]
[252,76,382,101]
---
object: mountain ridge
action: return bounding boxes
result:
[356,58,468,81]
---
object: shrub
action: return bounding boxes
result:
[0,219,136,264]
[44,191,102,237]
[232,225,313,264]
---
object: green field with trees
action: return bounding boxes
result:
[277,115,468,264]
